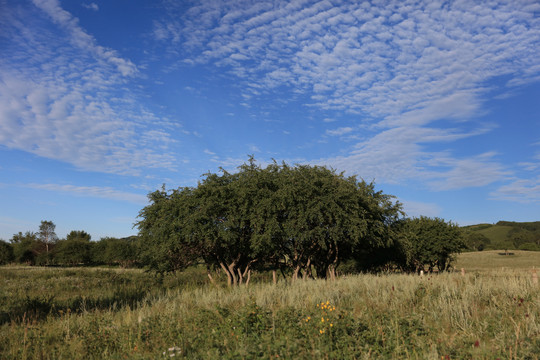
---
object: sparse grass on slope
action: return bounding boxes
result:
[477,225,513,244]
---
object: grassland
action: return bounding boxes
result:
[455,250,540,272]
[1,252,539,359]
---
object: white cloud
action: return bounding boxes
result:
[399,199,442,218]
[317,127,508,189]
[326,126,353,136]
[32,0,136,76]
[23,183,148,204]
[425,152,510,191]
[490,176,540,203]
[82,3,99,11]
[249,145,261,152]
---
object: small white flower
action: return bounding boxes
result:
[163,346,181,357]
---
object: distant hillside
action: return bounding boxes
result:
[462,221,540,251]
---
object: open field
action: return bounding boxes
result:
[454,250,540,272]
[1,252,539,359]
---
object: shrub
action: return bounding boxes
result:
[518,243,540,251]
[0,240,14,264]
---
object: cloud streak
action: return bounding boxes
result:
[32,0,136,76]
[23,183,148,205]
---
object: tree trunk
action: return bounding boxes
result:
[227,264,238,286]
[219,262,233,287]
[237,268,243,285]
[328,266,336,281]
[207,271,216,285]
[292,265,301,282]
[302,258,312,280]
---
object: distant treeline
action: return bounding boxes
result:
[462,221,540,251]
[0,223,138,267]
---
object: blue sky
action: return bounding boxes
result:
[1,0,539,241]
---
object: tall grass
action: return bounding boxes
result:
[1,265,538,359]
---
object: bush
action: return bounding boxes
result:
[54,239,93,265]
[394,217,465,272]
[518,243,540,251]
[0,240,14,265]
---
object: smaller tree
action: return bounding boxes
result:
[95,237,139,267]
[509,230,536,249]
[463,231,491,251]
[10,231,39,264]
[0,240,14,265]
[38,220,58,262]
[395,216,464,273]
[66,230,91,242]
[54,239,93,266]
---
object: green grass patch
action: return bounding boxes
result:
[476,225,513,244]
[0,265,211,325]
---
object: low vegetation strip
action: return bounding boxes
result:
[1,262,539,359]
[455,250,540,272]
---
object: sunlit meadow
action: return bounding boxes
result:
[1,252,539,359]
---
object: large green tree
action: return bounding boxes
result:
[137,159,403,285]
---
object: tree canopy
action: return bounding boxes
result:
[137,159,404,284]
[394,216,464,272]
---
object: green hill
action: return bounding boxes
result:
[462,221,540,251]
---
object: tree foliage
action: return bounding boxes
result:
[94,236,139,267]
[54,239,92,266]
[394,216,465,272]
[463,231,491,251]
[10,231,39,264]
[0,240,14,265]
[137,159,405,284]
[38,220,58,246]
[66,230,91,242]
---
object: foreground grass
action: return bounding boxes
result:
[0,266,210,325]
[1,264,539,359]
